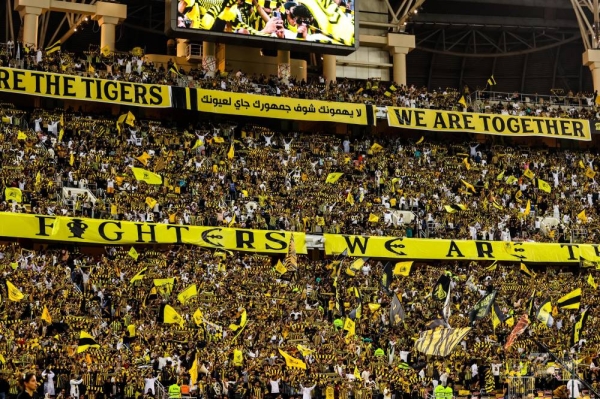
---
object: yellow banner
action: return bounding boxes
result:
[387,107,591,141]
[196,89,375,126]
[0,213,306,254]
[324,234,600,263]
[0,67,171,108]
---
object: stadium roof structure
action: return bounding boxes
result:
[1,0,596,93]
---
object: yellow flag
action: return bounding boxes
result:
[213,136,225,143]
[161,305,185,327]
[154,278,175,294]
[6,280,24,301]
[586,167,596,179]
[524,169,535,179]
[326,173,343,183]
[41,306,52,324]
[125,111,136,126]
[136,152,151,166]
[368,213,379,223]
[227,143,235,160]
[4,188,22,203]
[354,366,362,381]
[275,260,288,275]
[101,45,111,57]
[35,171,41,186]
[129,267,147,284]
[296,344,314,357]
[523,200,531,216]
[278,349,307,369]
[189,355,199,385]
[463,157,471,171]
[578,210,588,223]
[233,349,243,366]
[536,178,551,193]
[132,167,162,185]
[145,197,158,209]
[346,191,354,205]
[58,128,64,142]
[69,153,75,166]
[461,179,476,193]
[128,247,139,260]
[370,143,384,153]
[393,261,413,276]
[17,130,27,140]
[193,309,204,326]
[368,303,381,312]
[10,262,18,270]
[588,274,597,289]
[177,283,198,304]
[416,136,424,144]
[191,139,203,150]
[343,317,356,337]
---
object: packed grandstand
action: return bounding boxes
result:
[0,33,600,399]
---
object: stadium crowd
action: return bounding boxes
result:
[0,244,597,399]
[0,41,598,118]
[1,39,600,399]
[0,101,600,243]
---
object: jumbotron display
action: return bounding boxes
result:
[166,0,358,54]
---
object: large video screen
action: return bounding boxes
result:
[166,0,358,55]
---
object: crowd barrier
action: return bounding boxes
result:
[1,213,600,263]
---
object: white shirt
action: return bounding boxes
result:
[471,363,478,376]
[144,377,157,395]
[300,384,316,399]
[567,379,582,398]
[269,379,280,394]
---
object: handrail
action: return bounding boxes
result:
[472,90,596,110]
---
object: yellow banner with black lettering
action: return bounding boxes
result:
[0,67,171,108]
[387,107,591,141]
[171,86,375,126]
[324,234,600,263]
[0,213,306,254]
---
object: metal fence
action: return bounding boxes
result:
[507,377,536,399]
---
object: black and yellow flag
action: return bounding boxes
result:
[158,304,184,327]
[414,327,471,357]
[432,274,451,301]
[381,262,392,292]
[229,310,248,331]
[6,280,24,301]
[77,331,100,353]
[390,294,406,326]
[520,263,535,279]
[278,349,307,369]
[535,178,552,193]
[468,291,497,326]
[45,40,61,54]
[536,300,554,327]
[487,75,497,86]
[491,303,507,330]
[571,309,589,346]
[393,261,413,276]
[130,267,147,284]
[283,235,298,271]
[177,283,198,304]
[557,288,581,310]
